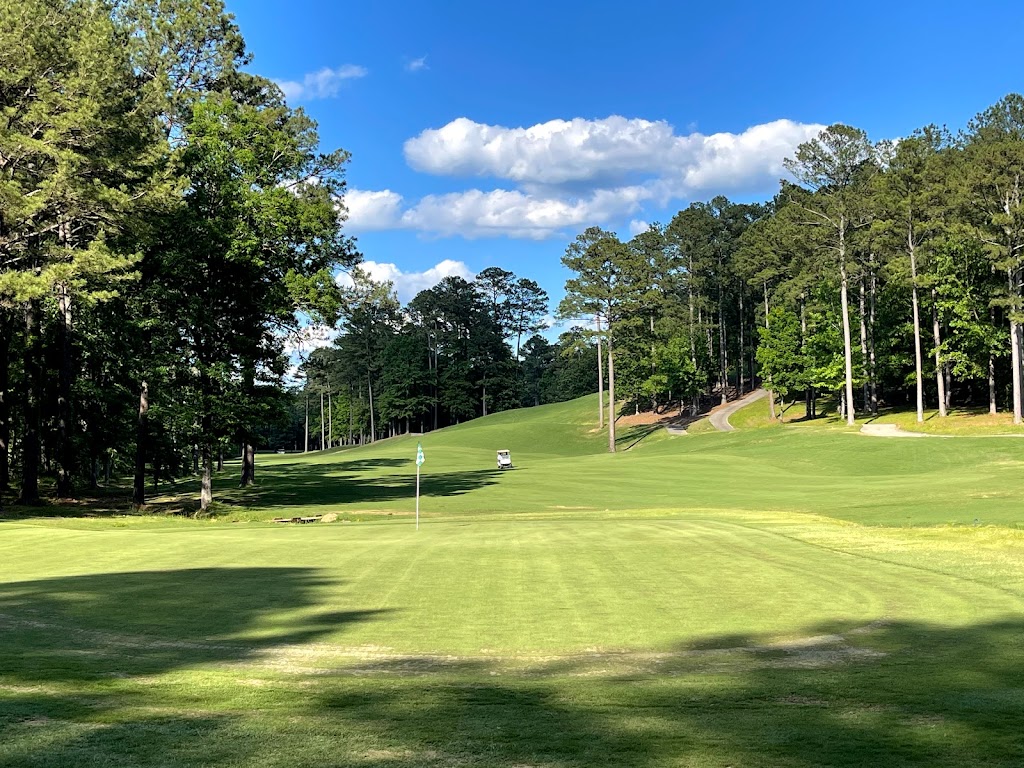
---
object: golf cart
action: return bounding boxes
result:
[496,449,513,470]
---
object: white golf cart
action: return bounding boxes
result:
[496,449,513,470]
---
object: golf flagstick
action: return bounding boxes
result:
[415,442,424,529]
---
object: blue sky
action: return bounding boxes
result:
[228,0,1024,319]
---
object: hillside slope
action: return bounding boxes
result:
[227,394,1024,528]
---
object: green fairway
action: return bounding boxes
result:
[186,394,1024,528]
[4,395,1024,766]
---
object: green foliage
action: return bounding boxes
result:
[756,307,807,401]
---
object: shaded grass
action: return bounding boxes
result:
[2,514,1024,766]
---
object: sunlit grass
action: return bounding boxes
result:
[3,394,1024,765]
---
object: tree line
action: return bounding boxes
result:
[289,267,606,450]
[6,1,1024,510]
[1,0,356,511]
[558,94,1024,453]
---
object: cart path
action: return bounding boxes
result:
[709,389,768,432]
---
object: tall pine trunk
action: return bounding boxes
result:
[869,266,878,414]
[55,282,74,497]
[932,288,947,418]
[1010,267,1023,424]
[240,364,256,486]
[738,292,745,396]
[718,270,727,405]
[133,381,149,506]
[910,241,925,423]
[367,373,376,443]
[19,302,41,505]
[607,332,616,453]
[304,393,309,452]
[0,308,9,491]
[989,307,998,415]
[348,384,354,444]
[801,294,813,420]
[763,282,776,420]
[859,279,869,412]
[596,315,604,428]
[838,225,856,426]
[200,442,213,512]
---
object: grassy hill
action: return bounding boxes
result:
[150,393,1024,528]
[3,394,1024,766]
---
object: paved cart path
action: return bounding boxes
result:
[709,389,768,432]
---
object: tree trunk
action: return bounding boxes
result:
[327,383,333,448]
[989,307,998,415]
[910,243,925,423]
[482,382,488,417]
[801,295,812,420]
[738,292,745,396]
[763,283,776,420]
[320,390,326,449]
[0,309,9,491]
[240,436,255,486]
[596,315,604,428]
[688,259,697,391]
[718,297,728,405]
[1010,267,1022,424]
[838,230,856,426]
[348,384,354,443]
[367,374,376,443]
[868,266,878,414]
[304,393,309,452]
[932,288,947,418]
[55,282,74,498]
[133,381,149,506]
[200,442,213,512]
[859,279,869,413]
[19,302,40,505]
[607,333,616,453]
[239,363,256,486]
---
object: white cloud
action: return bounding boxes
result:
[275,65,367,101]
[343,189,405,232]
[403,116,824,191]
[406,56,428,72]
[347,115,826,240]
[283,323,338,358]
[337,259,474,302]
[345,185,650,240]
[628,219,650,237]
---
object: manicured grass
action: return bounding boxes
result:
[198,396,1024,527]
[3,394,1024,766]
[873,406,1024,435]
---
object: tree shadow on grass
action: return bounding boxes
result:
[221,465,504,511]
[0,567,385,682]
[0,566,390,766]
[0,463,503,519]
[2,595,1024,766]
[303,618,1024,767]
